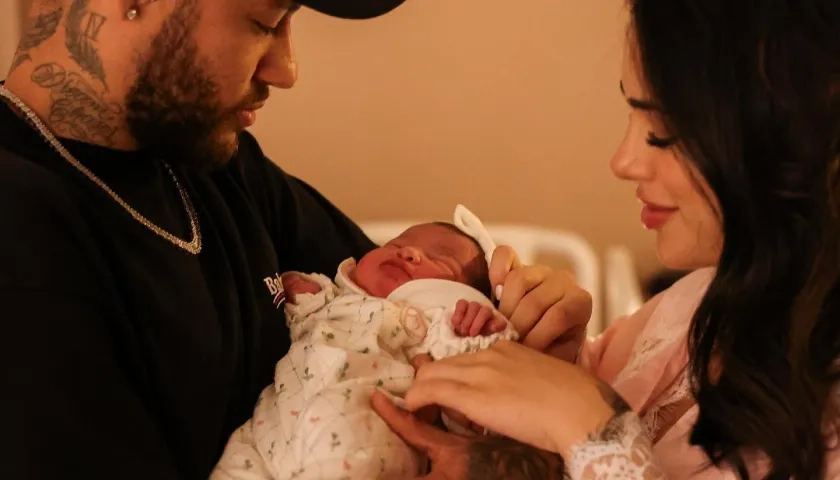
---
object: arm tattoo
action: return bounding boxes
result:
[31,63,123,146]
[467,436,567,480]
[566,380,667,479]
[590,381,633,442]
[65,0,108,91]
[9,7,64,74]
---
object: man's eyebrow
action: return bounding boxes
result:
[619,81,663,112]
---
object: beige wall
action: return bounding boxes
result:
[0,1,21,71]
[2,0,663,280]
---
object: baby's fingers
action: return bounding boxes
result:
[481,315,509,336]
[459,302,482,336]
[468,306,495,337]
[451,300,468,331]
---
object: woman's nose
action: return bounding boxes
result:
[610,123,655,182]
[397,246,423,264]
[254,22,298,89]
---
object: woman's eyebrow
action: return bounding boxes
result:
[620,81,663,112]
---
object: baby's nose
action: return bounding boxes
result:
[397,246,423,264]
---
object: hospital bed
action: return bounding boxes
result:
[360,221,646,336]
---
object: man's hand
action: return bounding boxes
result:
[489,246,593,362]
[281,273,322,304]
[371,390,565,480]
[450,301,507,337]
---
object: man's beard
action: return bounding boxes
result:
[124,0,264,171]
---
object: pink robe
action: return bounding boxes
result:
[577,268,840,478]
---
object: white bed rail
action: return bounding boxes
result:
[603,245,645,328]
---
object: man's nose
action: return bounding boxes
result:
[255,23,298,89]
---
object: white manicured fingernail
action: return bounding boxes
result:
[495,285,504,299]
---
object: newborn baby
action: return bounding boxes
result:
[212,222,518,480]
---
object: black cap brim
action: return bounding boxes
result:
[297,0,407,19]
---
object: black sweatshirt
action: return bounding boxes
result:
[0,101,376,479]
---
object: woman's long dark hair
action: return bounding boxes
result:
[630,1,840,477]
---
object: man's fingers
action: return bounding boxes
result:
[415,404,441,425]
[488,245,522,297]
[371,390,450,456]
[409,354,440,424]
[411,353,434,371]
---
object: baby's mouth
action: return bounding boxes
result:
[380,259,413,280]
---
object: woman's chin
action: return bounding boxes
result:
[656,238,714,271]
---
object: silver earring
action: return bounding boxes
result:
[126,7,139,20]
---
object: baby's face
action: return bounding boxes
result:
[352,224,482,298]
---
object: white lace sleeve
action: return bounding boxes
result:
[566,411,667,479]
[406,311,519,361]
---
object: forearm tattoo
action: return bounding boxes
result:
[9,5,64,74]
[590,382,633,442]
[567,381,667,479]
[65,0,109,90]
[467,436,567,480]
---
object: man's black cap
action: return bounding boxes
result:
[297,0,407,19]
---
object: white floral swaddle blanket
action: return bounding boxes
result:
[211,258,518,480]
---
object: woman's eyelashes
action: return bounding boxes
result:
[646,131,677,148]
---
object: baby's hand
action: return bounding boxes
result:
[281,273,322,304]
[451,300,508,337]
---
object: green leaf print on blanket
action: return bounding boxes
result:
[337,362,350,381]
[390,325,402,338]
[289,468,305,478]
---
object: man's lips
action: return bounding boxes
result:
[236,100,267,128]
[241,101,266,112]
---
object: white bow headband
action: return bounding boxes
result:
[452,204,503,300]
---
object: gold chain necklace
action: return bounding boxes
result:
[0,85,202,255]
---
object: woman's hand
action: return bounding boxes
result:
[403,340,628,458]
[487,246,592,362]
[371,390,567,480]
